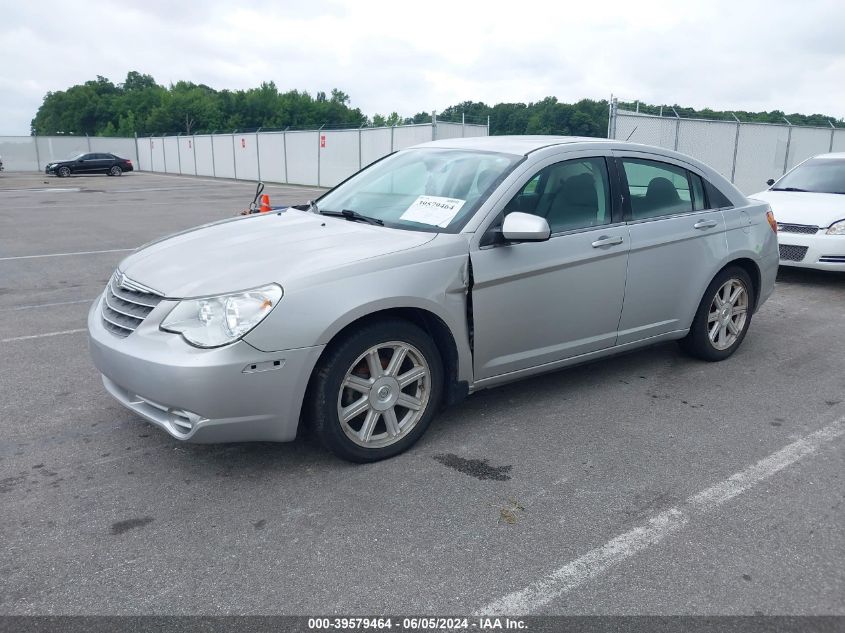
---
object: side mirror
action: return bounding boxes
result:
[502,212,551,242]
[766,178,775,187]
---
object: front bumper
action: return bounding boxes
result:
[88,294,324,443]
[778,233,845,271]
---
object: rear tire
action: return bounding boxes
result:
[309,319,443,463]
[109,165,123,176]
[679,266,754,361]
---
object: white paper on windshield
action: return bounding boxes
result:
[399,195,466,227]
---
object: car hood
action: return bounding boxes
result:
[118,210,437,298]
[751,190,845,227]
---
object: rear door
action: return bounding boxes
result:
[614,153,727,344]
[92,153,113,173]
[470,151,630,380]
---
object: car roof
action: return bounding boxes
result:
[413,135,615,156]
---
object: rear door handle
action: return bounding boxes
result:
[591,235,624,248]
[694,219,719,230]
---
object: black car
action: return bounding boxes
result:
[46,153,134,177]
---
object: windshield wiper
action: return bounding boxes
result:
[771,187,809,192]
[321,209,384,226]
[342,209,383,226]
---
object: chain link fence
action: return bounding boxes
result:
[608,101,844,194]
[0,117,489,188]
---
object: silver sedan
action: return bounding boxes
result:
[88,136,779,462]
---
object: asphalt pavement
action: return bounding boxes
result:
[0,171,842,615]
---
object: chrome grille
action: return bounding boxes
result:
[101,271,164,338]
[777,223,819,235]
[819,255,845,263]
[778,244,809,262]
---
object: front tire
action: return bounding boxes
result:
[309,319,443,462]
[679,266,754,361]
[57,166,71,178]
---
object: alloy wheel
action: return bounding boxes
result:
[337,341,431,449]
[707,278,749,350]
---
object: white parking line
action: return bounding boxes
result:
[0,248,134,261]
[0,187,81,194]
[1,328,87,343]
[477,417,845,616]
[0,299,94,312]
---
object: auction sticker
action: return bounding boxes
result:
[400,195,466,227]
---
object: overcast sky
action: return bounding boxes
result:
[1,0,844,135]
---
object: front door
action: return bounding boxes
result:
[471,155,630,381]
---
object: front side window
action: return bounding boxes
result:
[317,148,520,232]
[622,158,694,219]
[773,158,845,194]
[503,157,611,233]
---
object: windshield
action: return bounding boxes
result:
[317,148,521,232]
[773,158,845,194]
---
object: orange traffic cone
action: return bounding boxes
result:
[259,194,271,212]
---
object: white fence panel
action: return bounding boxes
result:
[434,122,464,140]
[611,109,845,194]
[177,136,196,175]
[137,138,153,171]
[36,136,90,170]
[234,133,259,181]
[256,132,286,183]
[211,134,236,179]
[150,137,166,173]
[0,122,487,175]
[464,124,488,138]
[285,131,319,186]
[614,113,678,148]
[194,136,214,176]
[90,137,137,163]
[320,129,360,187]
[676,119,737,181]
[162,137,179,173]
[1,136,40,171]
[394,124,434,150]
[361,128,392,167]
[733,124,791,194]
[832,129,845,153]
[787,127,834,170]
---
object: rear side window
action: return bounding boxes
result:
[621,158,693,219]
[691,173,706,211]
[704,180,734,208]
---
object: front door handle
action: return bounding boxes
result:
[591,235,624,248]
[693,219,719,230]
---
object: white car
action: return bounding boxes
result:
[753,152,845,271]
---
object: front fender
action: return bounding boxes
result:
[243,237,473,384]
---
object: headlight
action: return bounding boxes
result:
[827,219,845,235]
[160,284,282,348]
